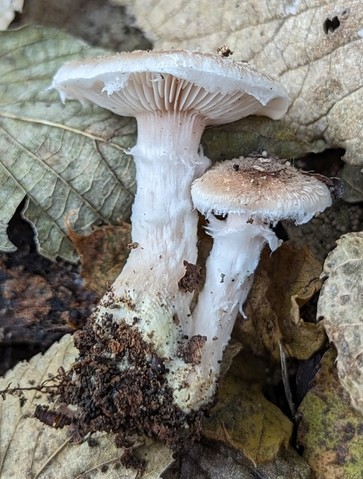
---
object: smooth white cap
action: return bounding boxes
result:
[52,49,289,124]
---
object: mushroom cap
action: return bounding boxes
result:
[52,49,289,125]
[191,155,333,225]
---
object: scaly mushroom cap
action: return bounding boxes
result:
[52,49,289,124]
[191,155,333,225]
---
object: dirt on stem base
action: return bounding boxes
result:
[45,309,201,453]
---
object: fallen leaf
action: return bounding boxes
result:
[164,437,312,479]
[67,218,131,296]
[317,232,363,413]
[0,334,173,478]
[242,242,326,361]
[16,0,151,52]
[0,26,136,261]
[203,350,293,463]
[122,0,363,164]
[297,348,363,479]
[339,164,363,203]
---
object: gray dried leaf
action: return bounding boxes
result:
[122,0,363,164]
[317,232,363,413]
[340,164,363,203]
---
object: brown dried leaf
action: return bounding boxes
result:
[122,0,363,164]
[203,351,293,464]
[297,348,363,479]
[317,232,363,413]
[67,219,131,296]
[243,242,325,361]
[0,334,173,478]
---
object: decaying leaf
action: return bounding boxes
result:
[0,0,23,30]
[165,438,312,479]
[203,350,293,464]
[0,334,173,478]
[297,348,363,479]
[67,217,131,296]
[339,164,363,203]
[0,26,136,261]
[15,0,151,52]
[241,242,326,361]
[121,0,363,164]
[317,232,363,413]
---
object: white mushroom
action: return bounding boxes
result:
[191,155,333,390]
[52,50,289,420]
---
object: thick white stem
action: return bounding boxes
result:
[96,112,211,391]
[191,214,280,388]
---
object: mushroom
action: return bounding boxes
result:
[51,50,289,436]
[190,154,333,388]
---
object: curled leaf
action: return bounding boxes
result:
[243,242,326,361]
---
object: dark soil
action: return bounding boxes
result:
[47,308,200,451]
[0,200,97,376]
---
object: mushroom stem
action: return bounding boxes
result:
[110,112,210,334]
[191,214,280,380]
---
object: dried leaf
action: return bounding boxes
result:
[243,242,326,361]
[0,334,173,478]
[16,0,151,52]
[166,438,311,479]
[203,351,293,463]
[297,348,363,479]
[0,26,136,261]
[67,218,131,296]
[317,232,363,413]
[339,164,363,203]
[122,0,363,164]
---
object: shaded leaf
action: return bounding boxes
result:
[317,232,363,413]
[242,242,326,361]
[203,351,293,463]
[339,164,363,203]
[297,348,363,479]
[122,0,363,164]
[0,26,136,261]
[16,0,151,52]
[163,438,312,479]
[0,334,173,478]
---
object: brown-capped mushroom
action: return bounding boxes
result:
[190,154,333,391]
[52,51,289,431]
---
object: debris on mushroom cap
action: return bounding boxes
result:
[191,155,333,225]
[52,49,289,123]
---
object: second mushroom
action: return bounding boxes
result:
[190,154,333,389]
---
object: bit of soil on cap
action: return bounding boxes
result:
[46,309,200,450]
